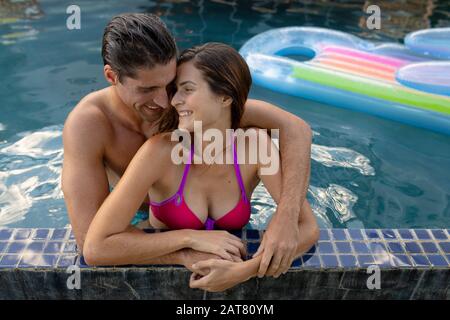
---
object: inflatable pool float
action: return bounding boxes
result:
[239,27,450,135]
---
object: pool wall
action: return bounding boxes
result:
[0,227,449,299]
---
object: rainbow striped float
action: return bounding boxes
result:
[239,27,450,135]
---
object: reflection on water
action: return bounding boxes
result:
[0,126,64,227]
[0,0,43,44]
[311,141,375,176]
[0,0,449,228]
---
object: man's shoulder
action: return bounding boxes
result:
[63,89,112,152]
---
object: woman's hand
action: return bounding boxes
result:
[185,230,246,261]
[189,259,246,292]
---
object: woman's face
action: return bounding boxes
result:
[171,61,230,132]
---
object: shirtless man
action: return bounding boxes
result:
[61,13,314,278]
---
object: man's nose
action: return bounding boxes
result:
[153,90,170,109]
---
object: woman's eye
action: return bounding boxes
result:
[185,87,193,92]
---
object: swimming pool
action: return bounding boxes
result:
[0,0,449,230]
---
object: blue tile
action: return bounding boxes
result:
[405,242,423,254]
[0,242,6,254]
[414,229,431,240]
[421,242,440,254]
[387,242,406,254]
[77,255,89,267]
[438,242,450,254]
[32,229,50,240]
[410,255,431,267]
[57,255,77,267]
[26,242,45,253]
[246,229,260,240]
[427,255,448,267]
[318,242,335,254]
[331,229,347,240]
[302,254,321,268]
[6,242,26,254]
[352,242,370,254]
[369,242,388,254]
[398,229,414,240]
[319,229,330,241]
[20,254,58,267]
[247,242,259,255]
[335,242,352,254]
[63,242,77,253]
[381,229,397,240]
[0,229,13,240]
[230,230,242,238]
[68,231,75,240]
[339,255,358,267]
[13,229,32,240]
[431,229,447,240]
[392,254,413,267]
[357,255,375,266]
[0,255,20,268]
[321,255,340,267]
[305,244,317,255]
[51,229,68,240]
[348,229,364,240]
[365,229,381,240]
[372,254,395,267]
[44,242,63,254]
[291,258,303,268]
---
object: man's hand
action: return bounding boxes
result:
[189,259,243,292]
[253,210,300,278]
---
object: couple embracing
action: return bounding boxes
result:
[62,13,319,293]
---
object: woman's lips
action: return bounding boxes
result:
[178,110,193,117]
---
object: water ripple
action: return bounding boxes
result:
[309,184,358,224]
[0,126,63,226]
[311,144,375,176]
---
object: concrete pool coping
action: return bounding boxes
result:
[0,227,449,299]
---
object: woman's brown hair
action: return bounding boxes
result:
[158,42,252,133]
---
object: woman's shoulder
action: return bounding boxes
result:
[140,132,179,160]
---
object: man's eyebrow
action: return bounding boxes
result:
[178,80,196,86]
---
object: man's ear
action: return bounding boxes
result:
[104,65,118,85]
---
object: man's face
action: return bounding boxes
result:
[115,58,177,122]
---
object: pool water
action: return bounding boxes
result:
[0,0,449,229]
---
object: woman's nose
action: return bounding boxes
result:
[171,91,182,108]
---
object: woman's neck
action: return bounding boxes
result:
[191,121,234,165]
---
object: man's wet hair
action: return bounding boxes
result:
[102,13,177,82]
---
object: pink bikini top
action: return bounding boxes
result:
[148,135,251,230]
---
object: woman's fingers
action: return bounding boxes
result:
[227,239,247,258]
[224,243,241,257]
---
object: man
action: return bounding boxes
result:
[62,13,316,280]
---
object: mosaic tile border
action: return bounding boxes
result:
[0,227,449,269]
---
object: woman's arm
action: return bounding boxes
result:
[83,134,246,266]
[83,135,191,266]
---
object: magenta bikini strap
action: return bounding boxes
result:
[232,133,248,202]
[177,142,194,194]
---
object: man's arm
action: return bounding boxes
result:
[61,107,111,252]
[241,99,313,276]
[241,99,312,213]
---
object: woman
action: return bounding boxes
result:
[84,43,319,291]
